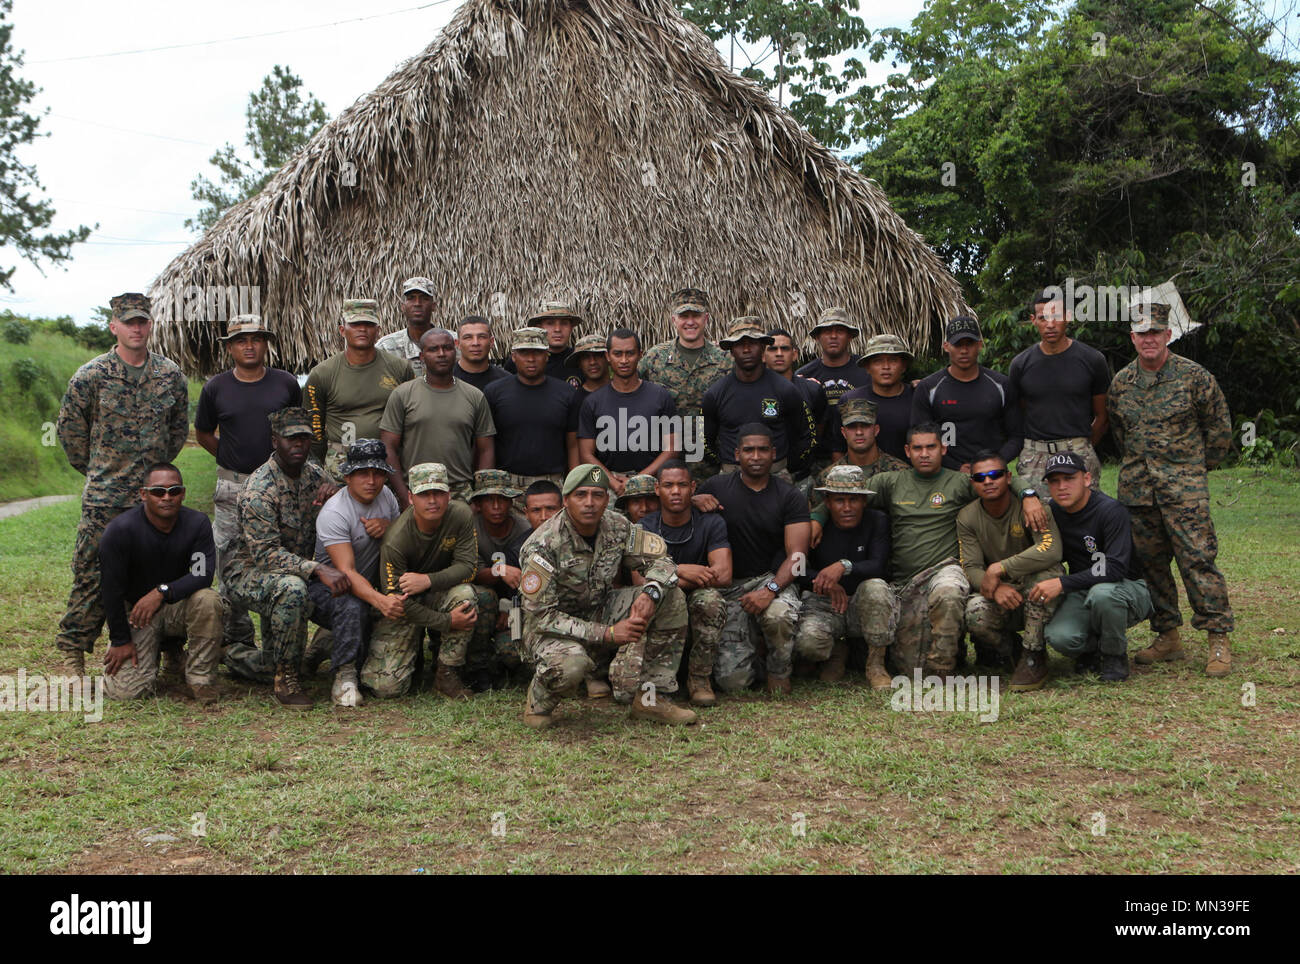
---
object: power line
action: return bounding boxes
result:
[55,199,192,217]
[50,114,212,147]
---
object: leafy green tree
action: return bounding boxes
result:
[188,65,328,232]
[0,0,92,290]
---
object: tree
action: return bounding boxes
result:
[187,65,328,232]
[0,0,92,291]
[677,1,871,148]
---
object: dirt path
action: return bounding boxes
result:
[0,494,76,520]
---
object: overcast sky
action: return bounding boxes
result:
[5,0,929,323]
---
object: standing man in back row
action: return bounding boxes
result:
[505,301,581,379]
[796,307,870,468]
[1009,289,1111,492]
[376,277,436,378]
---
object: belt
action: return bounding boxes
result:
[217,467,253,483]
[1023,437,1090,454]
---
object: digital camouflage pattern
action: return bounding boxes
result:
[1017,437,1102,495]
[858,560,968,674]
[376,328,423,379]
[964,565,1064,656]
[684,587,726,676]
[794,581,878,662]
[1128,503,1233,634]
[361,583,478,698]
[714,574,801,693]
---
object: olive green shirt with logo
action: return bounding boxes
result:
[304,350,414,462]
[377,501,478,630]
[956,497,1062,587]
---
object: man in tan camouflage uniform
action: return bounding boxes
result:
[639,288,732,478]
[55,293,189,674]
[1107,303,1236,676]
[517,464,696,729]
[376,277,435,378]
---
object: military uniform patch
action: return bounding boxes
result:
[521,571,542,595]
[930,492,945,506]
[761,398,779,418]
[626,525,666,556]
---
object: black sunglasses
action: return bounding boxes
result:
[144,485,186,497]
[971,469,1008,482]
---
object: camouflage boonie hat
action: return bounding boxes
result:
[616,474,658,508]
[342,299,380,325]
[110,292,151,322]
[814,464,875,496]
[670,288,710,314]
[1130,302,1171,333]
[401,277,434,297]
[562,463,612,496]
[858,333,913,364]
[732,314,763,327]
[220,314,275,341]
[839,398,879,427]
[719,319,774,347]
[470,469,522,501]
[268,406,314,438]
[564,333,609,367]
[528,300,582,326]
[510,327,549,352]
[810,306,861,339]
[340,439,392,476]
[409,462,451,494]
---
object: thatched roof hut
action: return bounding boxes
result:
[150,0,969,376]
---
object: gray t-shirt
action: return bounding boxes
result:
[313,486,402,584]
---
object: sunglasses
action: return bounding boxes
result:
[970,469,1008,482]
[144,485,186,497]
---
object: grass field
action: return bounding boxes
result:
[0,452,1297,874]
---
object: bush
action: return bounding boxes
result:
[52,317,78,338]
[76,323,116,352]
[11,357,43,392]
[2,320,31,344]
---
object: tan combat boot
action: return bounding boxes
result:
[61,649,86,676]
[865,646,892,690]
[190,682,220,705]
[1135,628,1184,664]
[819,640,848,683]
[434,663,472,700]
[1008,649,1049,692]
[585,675,612,699]
[1206,633,1231,677]
[764,674,792,695]
[687,673,716,707]
[629,693,698,725]
[523,680,553,730]
[273,663,313,710]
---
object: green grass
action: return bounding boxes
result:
[0,461,1297,874]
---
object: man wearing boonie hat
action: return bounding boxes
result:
[196,313,302,654]
[221,407,351,709]
[515,463,696,729]
[1108,301,1236,677]
[361,462,482,700]
[55,292,190,676]
[566,331,610,393]
[504,299,582,380]
[377,277,436,378]
[826,332,915,462]
[305,297,415,481]
[1037,452,1152,683]
[465,469,531,688]
[615,474,660,523]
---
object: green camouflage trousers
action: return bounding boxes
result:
[685,587,726,676]
[56,502,130,655]
[103,589,226,700]
[526,586,687,713]
[859,560,968,674]
[793,581,877,662]
[964,565,1065,655]
[1128,501,1234,634]
[222,570,314,681]
[714,574,801,693]
[1017,438,1102,496]
[361,583,477,698]
[212,475,256,648]
[468,586,521,674]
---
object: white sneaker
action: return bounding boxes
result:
[331,665,363,707]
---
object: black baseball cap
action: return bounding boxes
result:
[1044,452,1087,477]
[945,315,982,344]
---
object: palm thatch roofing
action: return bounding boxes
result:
[150,0,969,376]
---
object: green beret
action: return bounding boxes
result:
[562,464,613,497]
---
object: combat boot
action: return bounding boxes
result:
[865,646,892,690]
[1099,653,1130,682]
[819,640,848,683]
[1008,649,1049,692]
[434,663,472,700]
[764,674,792,695]
[924,655,956,677]
[158,642,186,692]
[1135,628,1184,664]
[1206,633,1231,677]
[585,675,612,699]
[331,664,362,708]
[61,649,85,676]
[273,663,313,709]
[687,674,716,707]
[190,683,220,706]
[629,693,698,726]
[302,627,333,677]
[522,680,553,730]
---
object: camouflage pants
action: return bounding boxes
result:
[1017,438,1102,495]
[965,565,1065,655]
[55,502,131,655]
[1129,501,1234,634]
[102,589,225,700]
[859,561,968,673]
[213,474,256,648]
[361,583,478,698]
[714,574,801,693]
[684,587,726,676]
[222,569,314,681]
[468,586,520,674]
[793,583,873,663]
[525,586,687,713]
[1045,579,1152,657]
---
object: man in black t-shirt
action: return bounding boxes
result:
[1009,289,1111,492]
[453,316,510,392]
[640,460,732,706]
[504,301,580,379]
[195,314,302,652]
[696,424,810,694]
[795,307,870,465]
[703,320,811,479]
[912,315,1024,472]
[765,327,826,483]
[828,333,916,461]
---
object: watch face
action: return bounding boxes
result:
[765,581,780,593]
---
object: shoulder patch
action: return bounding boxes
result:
[520,557,551,597]
[627,525,666,557]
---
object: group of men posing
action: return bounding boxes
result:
[55,280,1236,729]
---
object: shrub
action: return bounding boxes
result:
[2,320,31,344]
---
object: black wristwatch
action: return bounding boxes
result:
[157,583,170,602]
[764,579,780,594]
[1021,488,1038,499]
[642,584,663,603]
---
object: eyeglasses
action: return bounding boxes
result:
[144,485,186,497]
[970,469,1007,482]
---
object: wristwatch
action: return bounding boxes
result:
[1021,488,1038,499]
[642,583,663,603]
[764,579,780,594]
[838,559,853,573]
[157,583,170,601]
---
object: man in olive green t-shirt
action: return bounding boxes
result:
[957,451,1064,689]
[361,462,480,700]
[305,298,415,480]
